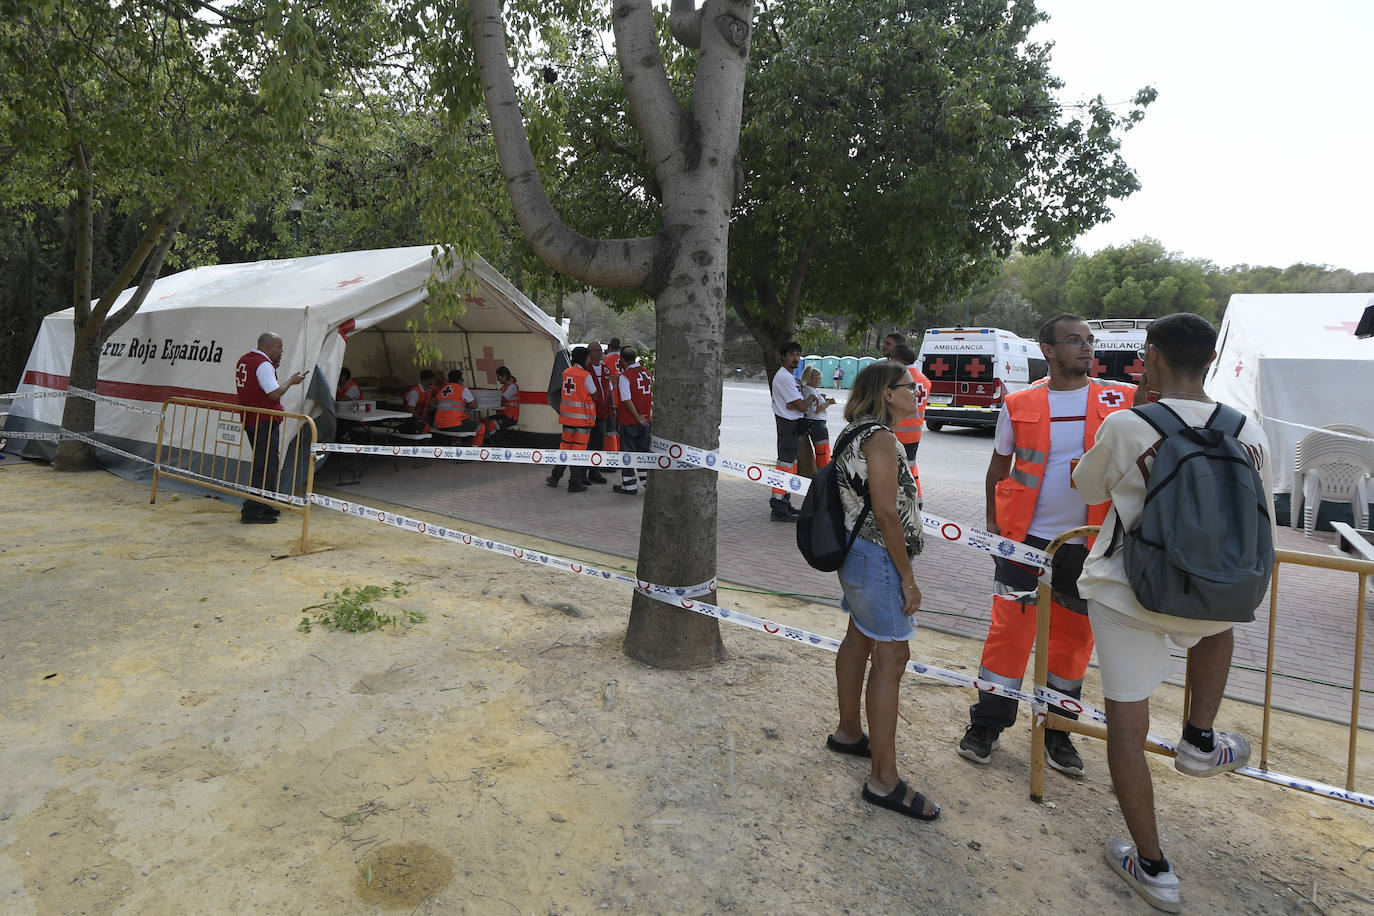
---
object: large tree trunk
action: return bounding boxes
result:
[471,0,752,668]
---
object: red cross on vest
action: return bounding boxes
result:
[1098,389,1124,407]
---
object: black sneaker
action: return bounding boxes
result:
[567,482,589,493]
[1045,729,1085,777]
[770,505,798,522]
[545,475,560,488]
[588,473,609,484]
[957,724,1000,764]
[240,514,277,525]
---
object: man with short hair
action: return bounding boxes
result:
[890,343,931,500]
[958,314,1135,776]
[770,341,815,521]
[612,346,652,495]
[880,332,905,358]
[235,332,306,524]
[1073,313,1272,913]
[586,342,614,481]
[546,346,597,493]
[603,337,623,375]
[433,369,484,443]
[336,367,362,402]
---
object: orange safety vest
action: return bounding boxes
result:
[894,366,932,446]
[558,365,596,427]
[406,383,431,418]
[433,383,470,428]
[992,378,1136,545]
[499,382,520,422]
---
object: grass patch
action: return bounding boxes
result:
[298,581,425,633]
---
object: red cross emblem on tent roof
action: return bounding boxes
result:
[335,276,366,288]
[1234,359,1244,377]
[1324,321,1358,333]
[1098,389,1124,406]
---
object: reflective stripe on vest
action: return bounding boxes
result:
[500,382,520,421]
[992,379,1135,544]
[894,366,931,445]
[434,383,469,427]
[559,366,596,426]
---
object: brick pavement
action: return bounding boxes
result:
[319,452,1374,728]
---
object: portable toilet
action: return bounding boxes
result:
[857,356,878,376]
[818,355,841,388]
[803,355,822,381]
[837,356,860,389]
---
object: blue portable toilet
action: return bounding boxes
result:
[802,355,822,381]
[857,356,878,377]
[837,356,860,389]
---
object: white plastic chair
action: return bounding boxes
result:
[1292,425,1374,536]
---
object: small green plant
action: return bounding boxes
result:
[298,581,425,633]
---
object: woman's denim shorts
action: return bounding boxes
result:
[838,535,916,642]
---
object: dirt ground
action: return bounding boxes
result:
[1,458,1372,915]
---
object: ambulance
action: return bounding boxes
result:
[1086,318,1149,384]
[918,327,1047,431]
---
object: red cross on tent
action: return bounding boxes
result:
[1098,389,1123,407]
[465,295,488,307]
[1324,321,1358,333]
[474,345,503,384]
[928,357,950,377]
[965,357,988,378]
[1234,359,1244,377]
[335,276,366,288]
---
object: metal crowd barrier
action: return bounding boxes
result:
[1028,526,1372,807]
[150,396,319,555]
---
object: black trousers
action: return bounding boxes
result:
[242,419,281,517]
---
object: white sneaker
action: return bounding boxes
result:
[1174,730,1250,777]
[1105,839,1181,913]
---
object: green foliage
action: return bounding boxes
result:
[1064,239,1216,321]
[297,581,425,633]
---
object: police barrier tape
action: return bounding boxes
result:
[1,428,307,507]
[6,424,1369,808]
[306,492,1374,810]
[311,439,1054,571]
[312,440,691,471]
[649,435,1053,569]
[2,386,165,417]
[1262,416,1374,445]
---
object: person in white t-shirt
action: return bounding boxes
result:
[1073,313,1272,913]
[957,315,1136,777]
[770,341,817,521]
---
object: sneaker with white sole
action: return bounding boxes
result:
[1044,729,1085,777]
[1174,730,1250,777]
[1104,839,1180,913]
[957,724,1000,764]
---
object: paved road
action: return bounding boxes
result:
[322,380,1374,729]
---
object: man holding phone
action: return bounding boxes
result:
[235,331,306,524]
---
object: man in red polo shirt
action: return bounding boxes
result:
[235,332,306,524]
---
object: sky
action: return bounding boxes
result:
[1032,0,1374,272]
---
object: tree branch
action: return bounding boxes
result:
[91,195,188,331]
[669,0,702,49]
[468,0,660,291]
[102,198,188,338]
[612,0,689,184]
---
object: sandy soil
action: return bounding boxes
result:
[1,458,1371,915]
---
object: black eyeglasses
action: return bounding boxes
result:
[1054,335,1097,348]
[889,381,918,391]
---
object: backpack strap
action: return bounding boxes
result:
[832,421,881,551]
[1131,400,1190,439]
[1205,402,1247,437]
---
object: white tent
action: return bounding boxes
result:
[4,246,568,474]
[1206,292,1374,508]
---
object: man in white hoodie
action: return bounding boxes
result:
[1073,312,1274,914]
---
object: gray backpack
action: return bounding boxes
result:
[1104,401,1273,622]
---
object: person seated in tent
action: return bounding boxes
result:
[481,366,520,445]
[433,369,484,444]
[336,367,362,402]
[399,369,437,433]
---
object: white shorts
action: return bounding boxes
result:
[1086,600,1232,703]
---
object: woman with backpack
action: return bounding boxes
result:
[824,360,939,820]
